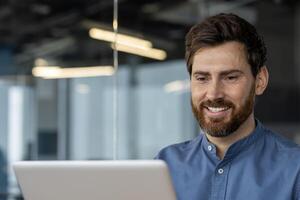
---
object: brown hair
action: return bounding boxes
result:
[185,13,267,77]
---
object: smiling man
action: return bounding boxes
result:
[156,13,300,200]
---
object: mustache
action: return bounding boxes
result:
[201,98,234,108]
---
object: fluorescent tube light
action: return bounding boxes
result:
[112,44,167,60]
[32,66,115,79]
[89,28,152,49]
[89,27,168,60]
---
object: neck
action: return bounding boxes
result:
[205,113,256,160]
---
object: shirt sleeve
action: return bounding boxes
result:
[153,149,163,160]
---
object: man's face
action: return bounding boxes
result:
[191,41,257,137]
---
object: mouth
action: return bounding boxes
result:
[204,106,231,118]
[207,106,229,112]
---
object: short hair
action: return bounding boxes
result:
[185,13,267,77]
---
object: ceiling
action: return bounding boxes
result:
[0,0,297,74]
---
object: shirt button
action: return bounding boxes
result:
[218,168,224,174]
[208,145,212,151]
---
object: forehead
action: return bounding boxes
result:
[192,41,251,74]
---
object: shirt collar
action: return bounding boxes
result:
[201,119,264,161]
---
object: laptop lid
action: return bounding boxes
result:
[13,160,177,200]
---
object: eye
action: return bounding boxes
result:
[195,76,209,83]
[225,74,239,82]
[227,76,238,80]
[198,77,207,81]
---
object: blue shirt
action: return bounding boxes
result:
[156,121,300,200]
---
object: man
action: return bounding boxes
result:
[156,13,300,200]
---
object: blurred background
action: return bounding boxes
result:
[0,0,300,199]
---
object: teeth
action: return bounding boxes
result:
[207,107,228,113]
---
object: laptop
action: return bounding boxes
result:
[13,160,177,200]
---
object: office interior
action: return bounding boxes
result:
[0,0,300,199]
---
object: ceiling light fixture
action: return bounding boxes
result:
[112,44,167,60]
[89,28,152,49]
[89,28,167,60]
[32,66,115,79]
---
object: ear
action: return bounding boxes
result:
[255,66,269,95]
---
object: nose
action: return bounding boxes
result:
[205,80,224,100]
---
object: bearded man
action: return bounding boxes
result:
[156,13,300,200]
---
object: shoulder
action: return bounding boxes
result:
[257,125,300,199]
[261,126,300,161]
[263,126,300,151]
[155,134,204,160]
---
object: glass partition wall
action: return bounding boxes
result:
[1,0,300,199]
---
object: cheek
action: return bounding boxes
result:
[225,85,253,106]
[191,86,205,102]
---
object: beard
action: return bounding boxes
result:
[191,84,255,137]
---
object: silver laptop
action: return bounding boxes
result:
[13,160,176,200]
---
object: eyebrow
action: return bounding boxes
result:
[193,71,210,76]
[193,69,244,76]
[219,70,244,76]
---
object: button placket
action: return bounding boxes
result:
[208,145,212,151]
[218,168,224,174]
[211,165,229,200]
